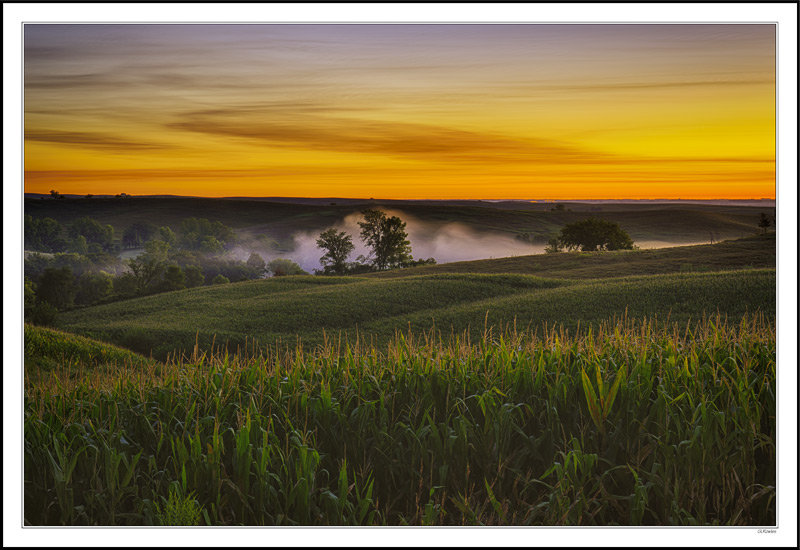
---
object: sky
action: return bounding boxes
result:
[24,24,776,200]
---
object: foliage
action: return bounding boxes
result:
[157,226,178,247]
[67,235,89,255]
[184,265,205,288]
[68,217,116,253]
[212,274,230,285]
[113,273,139,299]
[161,265,186,292]
[24,315,776,526]
[180,218,236,251]
[25,277,58,326]
[544,237,562,254]
[402,257,437,268]
[154,488,203,526]
[246,253,267,279]
[25,215,67,253]
[267,258,308,277]
[127,241,169,294]
[358,209,413,270]
[316,228,355,275]
[122,221,157,248]
[553,217,634,252]
[75,272,114,306]
[36,267,76,311]
[24,276,37,315]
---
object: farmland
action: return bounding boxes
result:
[24,315,776,526]
[23,199,778,526]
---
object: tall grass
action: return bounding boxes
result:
[24,313,775,526]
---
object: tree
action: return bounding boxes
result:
[552,218,634,252]
[24,276,37,318]
[200,236,224,255]
[184,265,205,288]
[246,253,267,279]
[266,258,307,277]
[68,235,89,255]
[758,212,771,234]
[357,209,413,270]
[179,218,236,251]
[161,265,186,292]
[157,226,177,247]
[316,228,355,275]
[25,215,67,252]
[36,267,76,310]
[68,217,115,252]
[75,272,114,305]
[122,221,157,248]
[127,240,169,294]
[113,273,139,298]
[544,236,562,254]
[212,274,230,285]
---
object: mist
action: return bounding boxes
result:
[232,210,545,274]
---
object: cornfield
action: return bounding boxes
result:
[24,313,776,526]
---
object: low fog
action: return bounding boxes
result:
[231,210,545,274]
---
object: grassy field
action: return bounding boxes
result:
[24,314,776,526]
[366,233,776,279]
[57,268,775,362]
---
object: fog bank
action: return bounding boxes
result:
[236,210,544,274]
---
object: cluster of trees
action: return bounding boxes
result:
[545,218,635,253]
[316,209,436,275]
[23,214,310,323]
[25,215,118,255]
[24,215,67,253]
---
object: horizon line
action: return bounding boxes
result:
[23,193,777,202]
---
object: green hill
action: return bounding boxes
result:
[24,324,155,372]
[366,233,776,279]
[57,266,775,361]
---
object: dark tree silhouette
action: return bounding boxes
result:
[758,212,771,234]
[357,209,412,270]
[316,228,355,275]
[551,218,634,252]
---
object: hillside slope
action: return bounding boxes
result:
[58,267,775,360]
[365,233,776,280]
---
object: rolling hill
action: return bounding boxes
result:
[56,235,776,360]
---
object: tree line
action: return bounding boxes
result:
[23,215,307,324]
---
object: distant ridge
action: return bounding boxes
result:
[24,193,776,208]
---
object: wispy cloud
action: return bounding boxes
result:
[25,130,173,151]
[167,105,615,165]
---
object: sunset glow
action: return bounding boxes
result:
[24,24,776,199]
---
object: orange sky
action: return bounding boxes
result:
[24,24,776,199]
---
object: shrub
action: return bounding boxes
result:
[212,274,230,285]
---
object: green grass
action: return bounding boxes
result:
[24,314,776,526]
[57,267,775,361]
[24,324,154,372]
[366,233,776,280]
